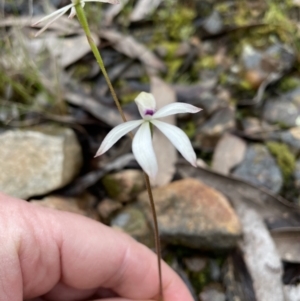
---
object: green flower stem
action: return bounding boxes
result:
[75,4,127,123]
[74,4,163,301]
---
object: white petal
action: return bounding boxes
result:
[33,6,72,37]
[32,4,73,26]
[135,92,156,118]
[95,120,143,157]
[153,102,202,119]
[151,120,197,167]
[132,122,158,180]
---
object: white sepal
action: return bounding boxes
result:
[132,122,158,180]
[151,120,197,167]
[34,7,73,37]
[153,102,202,119]
[95,120,143,157]
[134,92,156,118]
[32,4,73,26]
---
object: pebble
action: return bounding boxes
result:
[97,198,122,221]
[200,284,226,301]
[102,169,145,203]
[263,88,300,127]
[110,206,153,247]
[269,127,300,155]
[138,178,241,250]
[31,195,98,220]
[195,106,235,150]
[0,126,82,199]
[233,144,283,193]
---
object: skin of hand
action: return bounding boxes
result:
[0,192,194,301]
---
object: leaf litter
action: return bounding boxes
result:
[2,0,300,300]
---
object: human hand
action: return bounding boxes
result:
[0,193,193,301]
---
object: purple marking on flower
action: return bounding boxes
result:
[145,109,154,116]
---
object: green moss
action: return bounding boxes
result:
[215,3,230,14]
[188,264,210,293]
[140,75,150,84]
[72,64,92,80]
[164,253,175,266]
[234,1,251,27]
[153,2,196,42]
[102,175,122,199]
[120,91,140,105]
[195,56,216,70]
[159,42,180,60]
[239,79,255,91]
[266,142,296,181]
[164,59,183,83]
[278,77,300,92]
[219,73,228,85]
[183,121,196,139]
[264,3,293,30]
[84,3,103,30]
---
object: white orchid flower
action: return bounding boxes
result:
[95,92,202,180]
[32,0,119,37]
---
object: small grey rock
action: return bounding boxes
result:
[200,285,226,301]
[0,126,82,199]
[184,256,208,273]
[97,198,122,221]
[203,10,223,35]
[102,169,145,203]
[269,127,300,155]
[263,88,300,127]
[233,144,283,193]
[111,206,153,247]
[31,195,98,220]
[196,106,235,150]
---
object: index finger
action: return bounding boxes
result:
[2,194,193,301]
[54,207,193,301]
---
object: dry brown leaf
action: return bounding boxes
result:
[64,90,134,127]
[40,34,99,68]
[150,76,177,187]
[130,0,162,22]
[0,15,80,35]
[100,30,166,73]
[212,133,246,175]
[178,164,300,229]
[235,202,285,301]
